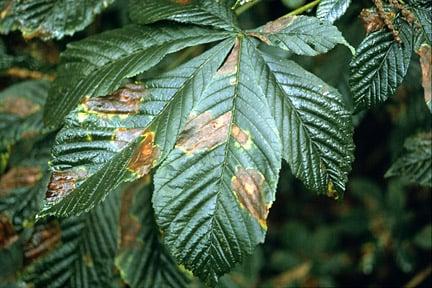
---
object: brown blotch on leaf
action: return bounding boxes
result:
[416,44,432,109]
[128,132,159,177]
[46,169,87,203]
[249,16,296,45]
[231,168,268,228]
[0,214,18,249]
[0,166,42,196]
[119,185,141,248]
[231,124,250,148]
[0,97,40,117]
[261,16,296,33]
[173,0,192,4]
[176,111,232,154]
[24,221,61,264]
[113,128,144,150]
[83,83,147,114]
[217,40,240,76]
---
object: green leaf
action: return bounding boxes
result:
[316,0,351,24]
[414,224,432,249]
[249,15,354,56]
[128,0,238,31]
[115,181,189,288]
[0,39,14,70]
[153,37,282,286]
[349,22,413,112]
[38,40,233,218]
[412,6,431,46]
[0,0,114,40]
[24,190,121,288]
[254,52,354,197]
[385,133,432,187]
[44,24,232,128]
[0,80,50,172]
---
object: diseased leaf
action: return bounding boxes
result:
[128,0,238,31]
[24,190,121,288]
[44,24,232,128]
[254,51,354,197]
[0,80,50,173]
[416,44,432,112]
[0,0,114,39]
[412,6,432,46]
[317,0,351,24]
[153,38,282,286]
[115,181,188,288]
[38,40,232,218]
[385,133,432,187]
[249,15,354,56]
[349,22,413,111]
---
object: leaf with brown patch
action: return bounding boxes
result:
[24,221,61,264]
[176,111,231,154]
[0,214,18,249]
[128,132,160,176]
[0,166,41,196]
[232,168,268,228]
[46,169,87,203]
[82,83,147,115]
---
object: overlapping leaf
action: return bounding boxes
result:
[24,189,121,288]
[115,181,188,288]
[39,11,354,286]
[0,0,114,39]
[317,0,351,23]
[385,133,432,187]
[128,0,238,31]
[0,80,50,172]
[349,22,413,111]
[44,24,232,128]
[249,15,354,56]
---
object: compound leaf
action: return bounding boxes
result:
[349,22,413,111]
[153,38,282,286]
[128,0,238,31]
[385,133,432,187]
[316,0,351,23]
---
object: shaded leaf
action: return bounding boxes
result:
[349,22,413,111]
[316,0,351,24]
[0,80,50,173]
[128,0,238,31]
[24,190,121,288]
[115,181,188,288]
[44,24,232,128]
[385,133,432,187]
[0,0,114,39]
[250,15,354,56]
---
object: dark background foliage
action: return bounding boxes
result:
[0,0,430,287]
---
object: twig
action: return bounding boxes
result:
[287,0,321,16]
